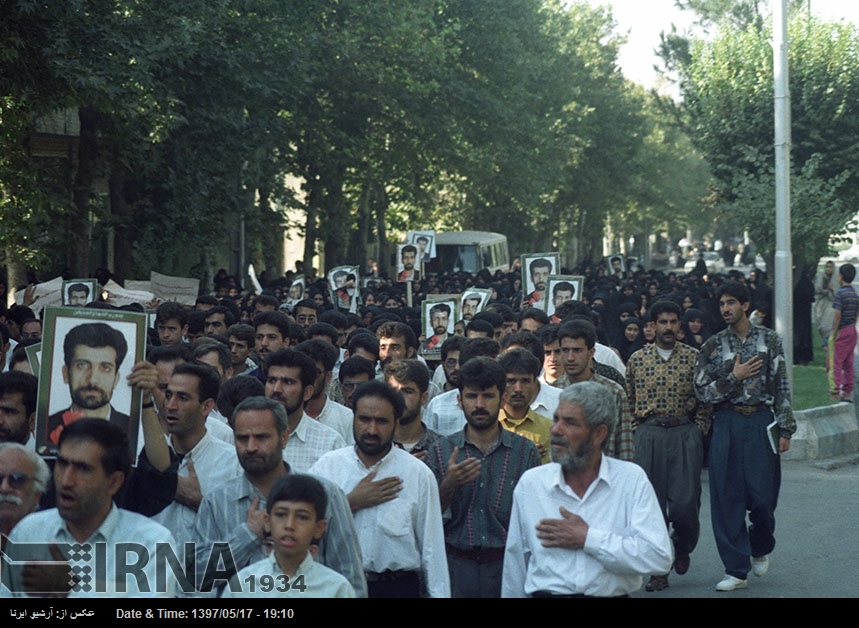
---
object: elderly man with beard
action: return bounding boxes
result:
[425,357,540,598]
[193,396,366,597]
[310,380,449,598]
[502,381,673,598]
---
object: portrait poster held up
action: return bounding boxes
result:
[62,279,98,307]
[421,296,459,358]
[520,252,560,311]
[408,229,436,263]
[397,243,420,283]
[544,275,584,319]
[328,265,359,313]
[460,288,492,321]
[35,306,147,457]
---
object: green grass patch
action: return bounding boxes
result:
[792,346,835,411]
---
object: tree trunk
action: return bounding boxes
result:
[70,107,98,277]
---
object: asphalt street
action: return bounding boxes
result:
[630,456,859,598]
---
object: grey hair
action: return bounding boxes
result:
[0,442,50,493]
[558,381,618,435]
[231,396,289,434]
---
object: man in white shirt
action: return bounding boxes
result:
[502,381,673,598]
[263,348,346,472]
[310,380,449,598]
[293,339,354,444]
[151,362,241,546]
[3,419,176,597]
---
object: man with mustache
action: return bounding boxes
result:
[525,258,552,307]
[310,380,449,598]
[694,282,795,592]
[626,300,711,592]
[0,442,48,546]
[46,323,132,446]
[425,357,539,597]
[497,349,552,464]
[502,381,672,597]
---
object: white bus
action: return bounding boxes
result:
[424,231,510,275]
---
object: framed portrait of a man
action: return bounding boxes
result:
[397,243,420,282]
[35,306,147,456]
[545,275,585,318]
[607,254,626,275]
[460,288,492,321]
[286,274,306,305]
[408,230,436,262]
[328,265,359,312]
[421,296,458,357]
[62,279,98,307]
[520,252,560,311]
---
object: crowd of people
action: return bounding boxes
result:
[0,253,809,598]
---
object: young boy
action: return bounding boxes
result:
[222,474,356,598]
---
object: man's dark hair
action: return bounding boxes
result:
[146,343,193,365]
[155,302,189,327]
[375,321,417,350]
[319,310,348,330]
[472,311,502,330]
[254,294,280,310]
[538,323,561,346]
[171,361,221,404]
[338,356,376,381]
[0,371,38,417]
[557,319,596,350]
[195,295,219,308]
[441,335,467,361]
[429,303,451,318]
[67,283,89,297]
[460,337,501,365]
[194,342,231,374]
[294,338,339,373]
[6,306,35,327]
[416,236,429,244]
[384,359,429,394]
[264,348,317,388]
[307,322,339,345]
[486,303,516,324]
[458,356,506,394]
[555,299,591,322]
[0,322,10,346]
[187,310,206,335]
[63,322,128,369]
[498,347,542,378]
[648,299,682,321]
[351,379,405,420]
[267,473,328,520]
[553,281,576,298]
[519,308,550,327]
[205,306,236,327]
[840,263,856,284]
[217,376,265,424]
[465,319,494,337]
[402,244,417,258]
[58,418,132,480]
[500,332,543,361]
[529,258,551,275]
[227,323,255,347]
[253,310,292,338]
[715,281,751,305]
[347,331,380,360]
[293,299,319,313]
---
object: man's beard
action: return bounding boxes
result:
[550,434,596,474]
[71,386,111,410]
[355,432,392,457]
[399,405,421,426]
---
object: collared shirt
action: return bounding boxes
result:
[309,445,451,598]
[694,324,795,438]
[5,504,177,598]
[425,428,540,551]
[498,408,552,464]
[284,413,347,473]
[315,397,355,445]
[589,372,636,462]
[153,431,242,546]
[626,343,711,433]
[396,422,442,456]
[501,456,674,598]
[531,381,560,419]
[222,551,356,598]
[193,470,366,597]
[424,389,465,436]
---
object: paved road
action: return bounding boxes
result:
[630,457,859,598]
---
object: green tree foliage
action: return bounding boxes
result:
[680,13,859,270]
